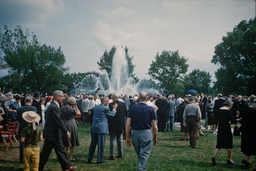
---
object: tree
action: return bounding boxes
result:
[0,25,69,94]
[148,50,188,94]
[97,46,138,82]
[70,72,100,90]
[211,17,256,95]
[183,69,211,94]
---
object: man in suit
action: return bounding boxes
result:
[87,97,117,163]
[155,94,167,132]
[126,91,158,171]
[166,95,175,131]
[32,91,42,125]
[17,96,37,163]
[200,93,207,127]
[39,90,77,171]
[108,92,127,160]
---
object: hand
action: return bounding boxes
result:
[153,135,157,145]
[183,122,186,127]
[126,138,131,147]
[112,103,118,110]
[67,132,71,139]
[237,117,242,121]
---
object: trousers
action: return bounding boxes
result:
[109,132,123,157]
[187,116,199,147]
[39,139,71,171]
[132,129,153,171]
[87,133,106,163]
[24,146,40,171]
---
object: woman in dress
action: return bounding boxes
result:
[212,100,241,165]
[240,102,256,169]
[40,97,46,130]
[205,99,214,130]
[61,97,81,161]
[179,98,189,141]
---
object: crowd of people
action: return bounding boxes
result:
[0,88,256,171]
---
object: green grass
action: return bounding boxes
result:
[0,120,255,171]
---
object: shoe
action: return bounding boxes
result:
[242,159,250,168]
[107,156,115,160]
[197,137,199,139]
[180,138,184,141]
[200,133,205,136]
[69,158,75,161]
[87,160,91,163]
[192,146,198,149]
[187,138,189,141]
[65,166,77,171]
[97,161,105,164]
[212,157,216,165]
[227,160,236,164]
[116,155,123,158]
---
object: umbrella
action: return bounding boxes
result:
[187,89,198,94]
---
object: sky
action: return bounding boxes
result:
[0,0,255,85]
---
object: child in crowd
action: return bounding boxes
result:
[20,111,43,171]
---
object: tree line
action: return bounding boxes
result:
[0,17,255,95]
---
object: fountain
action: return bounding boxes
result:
[73,46,158,96]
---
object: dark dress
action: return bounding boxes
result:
[240,107,256,155]
[206,103,214,125]
[214,107,237,149]
[178,102,188,133]
[61,106,79,147]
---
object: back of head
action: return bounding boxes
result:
[112,92,119,100]
[139,92,147,101]
[25,96,33,103]
[223,100,233,107]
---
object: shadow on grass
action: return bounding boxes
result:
[0,167,23,171]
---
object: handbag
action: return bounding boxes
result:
[233,125,240,136]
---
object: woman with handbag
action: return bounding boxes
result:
[212,100,241,165]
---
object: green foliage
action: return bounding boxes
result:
[212,17,256,95]
[137,78,159,90]
[148,50,188,95]
[183,69,211,94]
[70,72,100,90]
[97,46,138,82]
[0,25,69,94]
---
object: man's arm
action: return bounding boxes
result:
[126,118,132,147]
[183,106,187,127]
[151,119,158,145]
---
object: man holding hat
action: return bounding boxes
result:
[183,97,201,148]
[17,96,37,163]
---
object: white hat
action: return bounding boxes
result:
[22,111,41,123]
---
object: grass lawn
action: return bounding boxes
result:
[0,120,255,171]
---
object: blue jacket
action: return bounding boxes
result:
[90,103,116,134]
[166,100,175,117]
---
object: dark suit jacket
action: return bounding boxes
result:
[17,104,37,135]
[43,102,68,141]
[108,100,127,133]
[155,98,167,116]
[32,99,42,124]
[213,98,225,115]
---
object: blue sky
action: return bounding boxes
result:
[0,0,255,84]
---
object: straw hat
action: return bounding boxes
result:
[22,111,41,123]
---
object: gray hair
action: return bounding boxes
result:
[112,92,119,99]
[100,97,109,103]
[189,97,195,102]
[223,100,233,107]
[139,92,147,101]
[25,96,33,103]
[53,90,63,99]
[168,95,172,99]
